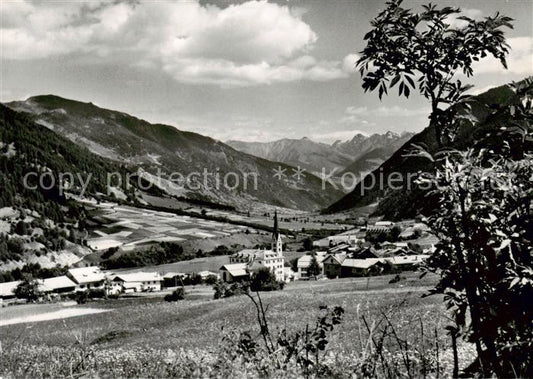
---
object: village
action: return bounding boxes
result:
[0,212,437,303]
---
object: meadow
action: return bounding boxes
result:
[0,274,476,378]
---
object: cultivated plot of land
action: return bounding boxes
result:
[81,200,253,251]
[141,194,354,231]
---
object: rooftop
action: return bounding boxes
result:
[39,276,77,292]
[0,281,21,297]
[113,272,162,282]
[68,266,105,284]
[220,263,248,277]
[341,258,384,269]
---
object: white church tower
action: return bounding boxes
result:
[272,210,282,256]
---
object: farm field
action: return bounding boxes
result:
[80,199,255,251]
[0,273,476,377]
[141,194,354,231]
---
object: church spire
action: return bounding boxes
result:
[272,210,282,256]
[273,210,279,239]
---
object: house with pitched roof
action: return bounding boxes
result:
[340,258,385,277]
[296,251,327,278]
[39,276,77,294]
[322,253,347,279]
[0,280,20,300]
[111,272,162,293]
[219,263,249,283]
[67,266,106,290]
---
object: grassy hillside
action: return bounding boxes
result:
[0,104,135,203]
[0,274,477,377]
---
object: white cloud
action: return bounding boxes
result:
[445,8,483,28]
[1,0,355,86]
[345,105,428,117]
[342,54,359,74]
[473,37,533,76]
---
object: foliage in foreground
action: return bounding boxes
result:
[357,0,513,147]
[416,78,533,377]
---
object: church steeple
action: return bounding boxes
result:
[272,210,282,256]
[273,210,279,238]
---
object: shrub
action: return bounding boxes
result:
[203,275,218,285]
[76,291,88,304]
[220,292,345,378]
[388,274,405,284]
[164,288,185,302]
[88,289,106,299]
[213,281,248,299]
[182,273,202,286]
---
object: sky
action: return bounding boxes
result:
[1,0,532,143]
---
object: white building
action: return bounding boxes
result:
[39,276,77,294]
[0,280,21,300]
[111,272,162,293]
[197,271,220,280]
[219,263,249,283]
[67,266,105,290]
[314,234,359,248]
[221,211,285,282]
[296,251,327,278]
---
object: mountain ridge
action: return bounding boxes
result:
[6,95,344,212]
[227,131,414,177]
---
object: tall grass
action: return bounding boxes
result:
[1,294,475,378]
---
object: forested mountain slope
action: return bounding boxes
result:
[7,96,343,211]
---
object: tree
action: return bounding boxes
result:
[14,274,41,302]
[388,225,402,241]
[14,221,28,236]
[421,149,532,377]
[417,81,533,377]
[250,268,283,292]
[302,237,313,251]
[307,255,321,279]
[356,0,513,147]
[290,257,299,273]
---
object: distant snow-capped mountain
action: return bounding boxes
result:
[227,131,415,177]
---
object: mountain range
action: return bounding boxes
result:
[6,95,343,211]
[326,79,532,219]
[227,131,414,179]
[4,78,525,219]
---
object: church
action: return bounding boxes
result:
[219,211,285,282]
